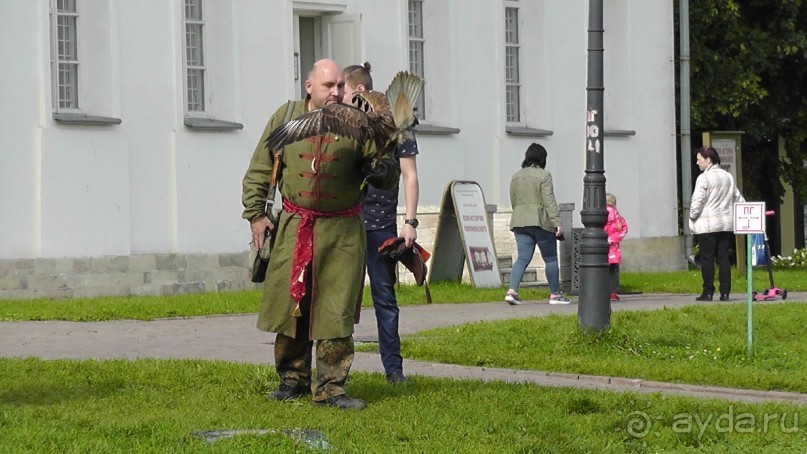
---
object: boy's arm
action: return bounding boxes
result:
[399,155,419,246]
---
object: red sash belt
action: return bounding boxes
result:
[282,199,361,310]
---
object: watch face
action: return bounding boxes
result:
[406,219,419,228]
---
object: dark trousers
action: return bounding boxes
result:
[697,231,733,295]
[366,227,403,376]
[274,288,355,401]
[609,264,620,293]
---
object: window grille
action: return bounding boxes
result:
[55,0,79,109]
[184,0,205,111]
[407,0,426,120]
[505,5,521,122]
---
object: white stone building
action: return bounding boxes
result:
[0,0,682,299]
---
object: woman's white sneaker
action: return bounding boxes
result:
[504,289,522,305]
[549,293,570,304]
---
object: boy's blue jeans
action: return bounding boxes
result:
[366,227,403,376]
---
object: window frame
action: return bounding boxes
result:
[51,0,80,111]
[504,1,521,124]
[407,0,426,120]
[47,0,122,125]
[183,0,207,113]
[180,0,243,130]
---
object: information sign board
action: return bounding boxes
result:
[734,202,765,234]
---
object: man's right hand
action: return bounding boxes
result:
[250,215,274,250]
[400,223,417,248]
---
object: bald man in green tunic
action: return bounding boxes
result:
[242,59,398,410]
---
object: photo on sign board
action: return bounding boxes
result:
[470,246,494,271]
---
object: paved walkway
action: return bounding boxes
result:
[2,292,806,406]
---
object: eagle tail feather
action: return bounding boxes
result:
[385,71,424,130]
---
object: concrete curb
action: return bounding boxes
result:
[365,359,807,406]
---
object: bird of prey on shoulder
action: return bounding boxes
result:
[264,71,424,154]
[264,91,394,153]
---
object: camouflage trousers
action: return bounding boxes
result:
[274,298,355,401]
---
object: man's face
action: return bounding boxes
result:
[305,63,345,110]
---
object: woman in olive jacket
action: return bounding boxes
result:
[505,143,569,305]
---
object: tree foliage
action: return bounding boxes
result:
[688,0,807,201]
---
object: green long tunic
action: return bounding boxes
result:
[242,98,398,340]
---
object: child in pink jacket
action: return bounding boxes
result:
[605,193,628,301]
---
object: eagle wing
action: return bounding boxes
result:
[264,104,371,152]
[385,71,424,131]
[353,91,396,146]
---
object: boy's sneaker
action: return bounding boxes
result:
[504,289,522,305]
[549,293,570,305]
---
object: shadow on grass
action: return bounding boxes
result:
[0,380,122,406]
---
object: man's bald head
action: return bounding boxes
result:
[305,59,345,110]
[308,59,341,79]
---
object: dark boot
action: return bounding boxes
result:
[268,382,311,401]
[695,292,713,301]
[312,394,367,410]
[386,371,409,384]
[719,293,730,301]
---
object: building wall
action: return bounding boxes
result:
[0,209,682,300]
[0,0,682,299]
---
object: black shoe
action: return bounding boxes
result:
[312,394,367,410]
[719,294,730,301]
[695,292,713,301]
[386,372,409,384]
[268,383,311,401]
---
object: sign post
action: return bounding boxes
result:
[429,181,501,288]
[734,201,765,359]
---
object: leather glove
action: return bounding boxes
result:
[378,237,431,288]
[362,157,401,189]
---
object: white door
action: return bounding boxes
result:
[294,15,320,98]
[294,13,362,99]
[322,14,362,69]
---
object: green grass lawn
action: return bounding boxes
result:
[1,268,805,322]
[619,267,807,294]
[1,358,804,452]
[0,283,553,322]
[380,302,807,394]
[2,270,807,451]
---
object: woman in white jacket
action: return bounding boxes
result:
[689,147,745,301]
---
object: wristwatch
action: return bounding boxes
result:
[404,218,419,228]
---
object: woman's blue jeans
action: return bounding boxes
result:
[509,226,560,294]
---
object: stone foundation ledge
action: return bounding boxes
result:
[0,252,252,301]
[0,212,685,299]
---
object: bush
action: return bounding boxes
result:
[771,248,807,268]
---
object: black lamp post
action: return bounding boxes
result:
[578,0,611,333]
